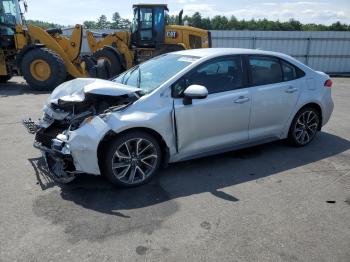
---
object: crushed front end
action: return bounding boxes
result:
[23,115,78,183]
[23,78,141,183]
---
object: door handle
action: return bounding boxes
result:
[234,96,250,104]
[285,87,298,93]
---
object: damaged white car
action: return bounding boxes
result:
[24,48,334,187]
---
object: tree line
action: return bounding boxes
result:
[83,12,131,30]
[26,19,64,29]
[27,11,350,31]
[169,12,350,31]
[26,12,131,30]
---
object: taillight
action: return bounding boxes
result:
[325,79,333,88]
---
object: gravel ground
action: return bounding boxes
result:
[0,77,349,262]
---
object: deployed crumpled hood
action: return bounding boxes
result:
[49,78,142,104]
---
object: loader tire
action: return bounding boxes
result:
[93,48,122,78]
[95,59,110,80]
[0,75,11,83]
[21,48,66,90]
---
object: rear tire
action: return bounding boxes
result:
[21,48,66,90]
[288,107,320,147]
[102,131,162,187]
[0,75,11,83]
[93,48,122,78]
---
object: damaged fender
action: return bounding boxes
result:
[68,116,111,175]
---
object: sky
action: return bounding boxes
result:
[25,0,350,26]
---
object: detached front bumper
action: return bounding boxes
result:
[33,140,77,183]
[23,116,111,178]
[23,118,77,182]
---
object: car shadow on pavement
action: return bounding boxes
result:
[28,131,350,242]
[0,80,50,97]
[30,131,350,212]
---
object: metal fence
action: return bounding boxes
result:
[63,29,350,74]
[211,31,350,74]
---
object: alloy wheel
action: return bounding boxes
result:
[294,110,319,145]
[111,138,159,184]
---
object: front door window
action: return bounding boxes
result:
[173,57,244,97]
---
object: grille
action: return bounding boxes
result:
[189,35,202,49]
[35,125,67,148]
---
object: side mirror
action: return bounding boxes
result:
[183,85,208,105]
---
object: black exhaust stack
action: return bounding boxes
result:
[208,31,212,48]
[178,10,183,25]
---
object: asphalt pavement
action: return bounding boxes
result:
[0,77,349,262]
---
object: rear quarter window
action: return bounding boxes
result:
[281,60,305,81]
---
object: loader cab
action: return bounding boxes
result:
[0,0,22,47]
[131,4,167,48]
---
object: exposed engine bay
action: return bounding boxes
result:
[23,78,142,183]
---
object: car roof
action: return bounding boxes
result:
[173,48,312,72]
[174,48,287,59]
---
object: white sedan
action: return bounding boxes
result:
[25,48,334,187]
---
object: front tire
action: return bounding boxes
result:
[288,107,320,147]
[21,48,66,90]
[102,131,162,187]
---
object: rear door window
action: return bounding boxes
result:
[249,56,283,86]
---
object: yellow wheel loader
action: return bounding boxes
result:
[0,0,108,89]
[87,4,211,77]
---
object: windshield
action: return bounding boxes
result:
[131,7,138,33]
[0,0,22,26]
[113,54,199,94]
